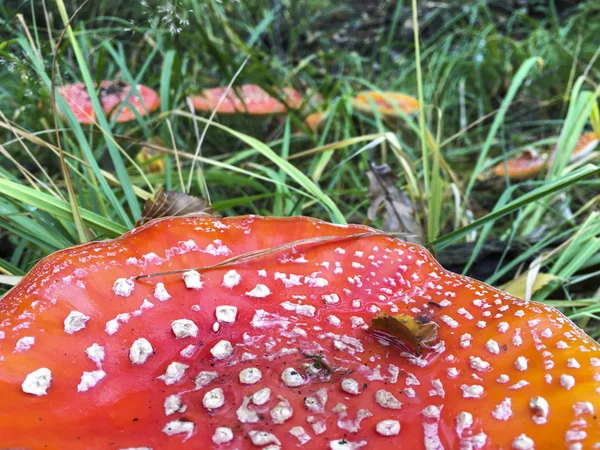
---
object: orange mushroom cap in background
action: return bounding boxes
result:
[352,91,420,118]
[57,81,160,124]
[492,132,599,181]
[551,131,599,163]
[1,215,599,448]
[492,149,549,180]
[190,84,303,115]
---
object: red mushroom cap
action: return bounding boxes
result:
[551,132,599,163]
[1,216,599,449]
[492,149,549,180]
[352,91,420,118]
[190,84,303,115]
[58,81,160,124]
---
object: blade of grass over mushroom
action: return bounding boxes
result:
[433,164,600,250]
[175,112,345,224]
[15,36,131,227]
[464,57,543,199]
[54,0,140,221]
[0,179,128,237]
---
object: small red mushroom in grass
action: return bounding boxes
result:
[57,80,160,124]
[492,132,599,181]
[1,216,599,449]
[190,84,303,115]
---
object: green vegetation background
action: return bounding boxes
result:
[0,1,599,335]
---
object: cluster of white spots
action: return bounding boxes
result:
[512,434,534,449]
[222,269,241,288]
[440,315,459,328]
[21,368,52,396]
[560,374,575,390]
[162,420,194,440]
[375,390,402,409]
[289,426,311,445]
[195,371,218,389]
[15,336,35,352]
[280,301,316,318]
[327,315,341,327]
[429,379,445,398]
[64,310,90,334]
[447,367,459,378]
[567,358,581,369]
[492,398,512,421]
[485,339,500,354]
[469,356,490,372]
[333,404,372,433]
[203,387,225,410]
[246,284,271,298]
[182,270,203,289]
[180,344,197,359]
[154,283,171,301]
[529,396,549,424]
[113,278,134,296]
[376,419,401,436]
[304,388,328,413]
[158,362,189,385]
[270,398,294,423]
[216,305,237,324]
[210,340,233,360]
[249,431,281,447]
[341,378,360,395]
[281,368,304,387]
[274,272,303,287]
[305,272,328,288]
[164,394,186,415]
[461,385,484,399]
[212,427,233,444]
[86,343,105,363]
[129,338,153,364]
[460,334,472,348]
[77,370,106,392]
[252,388,271,405]
[322,294,340,305]
[239,367,262,385]
[171,319,199,339]
[514,356,528,371]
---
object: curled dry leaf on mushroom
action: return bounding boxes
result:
[136,189,214,226]
[1,215,600,449]
[57,80,160,124]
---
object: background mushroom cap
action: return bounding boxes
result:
[492,149,548,180]
[57,81,160,124]
[190,84,303,115]
[352,91,420,117]
[1,216,599,448]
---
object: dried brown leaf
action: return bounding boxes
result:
[367,163,422,243]
[137,189,213,226]
[370,313,439,356]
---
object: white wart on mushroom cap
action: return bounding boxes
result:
[0,215,599,448]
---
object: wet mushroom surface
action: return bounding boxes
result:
[0,216,599,449]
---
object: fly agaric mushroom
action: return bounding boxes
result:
[190,84,303,115]
[351,91,420,118]
[1,215,599,448]
[492,149,549,180]
[493,132,599,181]
[58,80,160,124]
[551,131,599,163]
